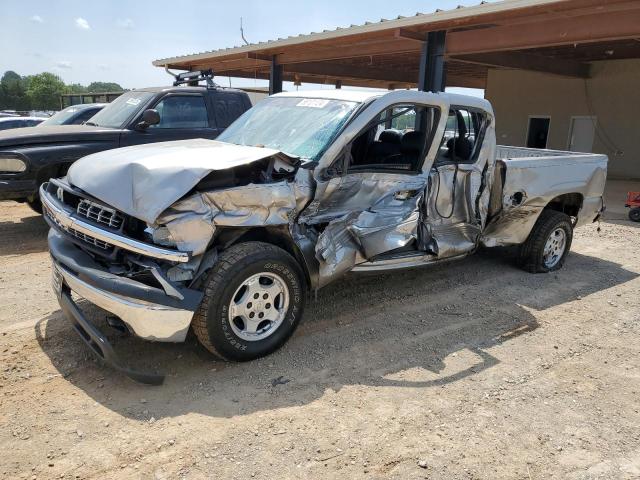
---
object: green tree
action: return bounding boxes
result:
[67,83,88,94]
[86,81,123,93]
[1,71,30,110]
[26,72,66,110]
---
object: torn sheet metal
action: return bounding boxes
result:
[154,177,311,256]
[302,173,427,225]
[67,139,292,224]
[313,184,424,286]
[420,165,481,257]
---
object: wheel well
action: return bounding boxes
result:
[224,227,313,287]
[32,163,70,200]
[544,193,583,218]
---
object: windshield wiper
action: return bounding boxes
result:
[84,121,98,126]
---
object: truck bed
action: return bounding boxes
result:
[481,146,607,247]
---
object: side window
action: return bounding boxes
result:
[151,95,209,129]
[214,94,246,129]
[347,104,439,172]
[72,109,98,125]
[436,108,487,165]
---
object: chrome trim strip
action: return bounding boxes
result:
[55,262,194,342]
[40,184,190,263]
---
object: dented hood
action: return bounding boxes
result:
[67,139,281,224]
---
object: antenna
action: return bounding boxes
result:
[240,17,249,45]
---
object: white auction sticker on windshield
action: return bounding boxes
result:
[296,99,329,108]
[126,98,142,106]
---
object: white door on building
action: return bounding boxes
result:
[568,116,596,152]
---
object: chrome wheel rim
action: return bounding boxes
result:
[228,272,289,342]
[542,228,566,268]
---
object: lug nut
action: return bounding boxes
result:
[258,313,264,319]
[254,293,259,299]
[265,303,271,309]
[247,302,252,308]
[249,312,255,318]
[263,294,268,299]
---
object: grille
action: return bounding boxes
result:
[68,227,112,250]
[77,199,124,229]
[44,204,114,251]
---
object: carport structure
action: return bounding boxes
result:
[153,0,640,94]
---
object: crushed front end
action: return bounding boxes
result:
[41,179,203,384]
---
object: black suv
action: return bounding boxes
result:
[0,76,252,212]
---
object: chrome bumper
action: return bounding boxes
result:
[48,229,201,343]
[53,261,194,342]
[40,182,190,263]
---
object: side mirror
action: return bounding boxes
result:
[136,109,160,129]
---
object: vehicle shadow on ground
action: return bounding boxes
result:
[35,247,637,420]
[0,214,49,256]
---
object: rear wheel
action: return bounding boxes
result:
[192,241,306,361]
[629,207,640,222]
[518,210,573,273]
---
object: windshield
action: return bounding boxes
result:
[40,105,85,126]
[217,96,359,161]
[87,91,154,128]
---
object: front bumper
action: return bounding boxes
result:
[48,230,203,383]
[0,178,38,201]
[49,230,200,342]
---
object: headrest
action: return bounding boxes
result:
[401,131,423,153]
[379,129,403,144]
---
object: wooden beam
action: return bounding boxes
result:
[394,28,425,43]
[445,8,640,55]
[246,52,272,62]
[283,61,418,83]
[222,65,486,89]
[275,38,421,64]
[451,52,591,78]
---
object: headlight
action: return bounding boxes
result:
[0,156,26,173]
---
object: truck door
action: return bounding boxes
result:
[122,93,217,146]
[421,107,495,258]
[303,99,441,284]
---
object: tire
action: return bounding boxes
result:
[26,197,43,214]
[518,209,573,273]
[192,241,306,361]
[629,208,640,222]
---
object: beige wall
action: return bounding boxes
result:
[485,59,640,179]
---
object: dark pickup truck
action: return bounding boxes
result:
[0,81,252,212]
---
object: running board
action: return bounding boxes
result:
[352,252,469,272]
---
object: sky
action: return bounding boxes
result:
[0,0,491,95]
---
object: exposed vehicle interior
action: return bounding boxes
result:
[347,104,439,172]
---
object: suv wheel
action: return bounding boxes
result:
[27,197,43,214]
[192,242,306,361]
[518,210,573,273]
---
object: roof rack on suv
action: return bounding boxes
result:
[169,68,218,88]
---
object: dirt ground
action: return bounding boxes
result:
[1,199,639,480]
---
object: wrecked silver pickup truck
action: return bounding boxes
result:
[41,90,607,383]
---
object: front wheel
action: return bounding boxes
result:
[26,197,43,214]
[629,207,640,222]
[192,241,306,361]
[518,210,573,273]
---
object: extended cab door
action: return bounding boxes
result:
[121,92,218,146]
[421,107,495,258]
